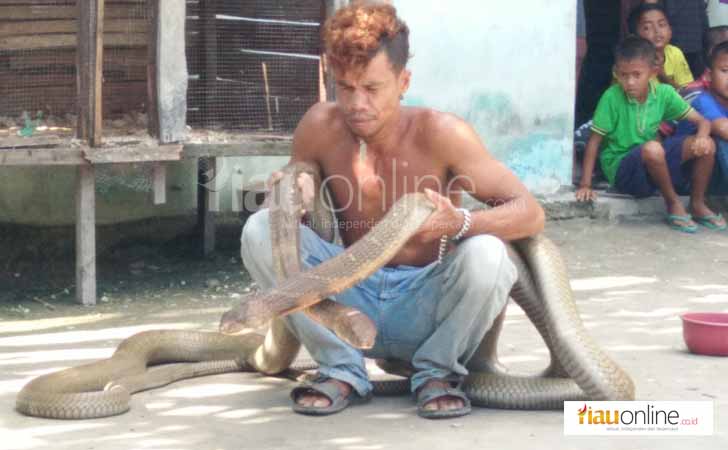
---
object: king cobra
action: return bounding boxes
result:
[16,162,634,419]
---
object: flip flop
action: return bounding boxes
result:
[693,213,727,231]
[666,214,698,234]
[415,380,472,419]
[291,376,371,416]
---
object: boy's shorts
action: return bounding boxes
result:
[613,135,692,198]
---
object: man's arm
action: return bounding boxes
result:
[430,114,545,242]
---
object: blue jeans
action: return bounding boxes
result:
[240,209,518,397]
[710,139,728,195]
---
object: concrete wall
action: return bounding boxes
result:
[395,0,576,194]
[0,156,286,226]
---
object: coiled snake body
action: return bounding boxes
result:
[16,163,634,419]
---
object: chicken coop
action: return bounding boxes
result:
[0,0,344,305]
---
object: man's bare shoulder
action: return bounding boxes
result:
[297,103,348,140]
[293,102,350,159]
[409,108,486,155]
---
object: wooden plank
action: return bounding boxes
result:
[146,0,159,137]
[201,0,217,121]
[0,19,146,36]
[0,5,141,20]
[0,32,146,51]
[323,1,348,101]
[77,0,104,146]
[200,157,217,256]
[183,140,292,158]
[156,0,188,143]
[0,1,142,4]
[0,135,63,149]
[75,164,97,306]
[0,146,85,165]
[153,162,166,205]
[83,143,183,163]
[0,1,74,4]
[4,47,145,68]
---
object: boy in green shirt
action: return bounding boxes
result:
[576,36,721,233]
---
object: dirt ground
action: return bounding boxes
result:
[0,217,727,450]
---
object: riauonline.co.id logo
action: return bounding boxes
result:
[564,401,713,436]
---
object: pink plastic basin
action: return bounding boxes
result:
[681,312,728,356]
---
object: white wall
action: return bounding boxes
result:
[396,0,576,193]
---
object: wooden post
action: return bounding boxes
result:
[197,0,218,257]
[318,58,327,103]
[153,162,167,205]
[322,1,349,102]
[198,157,218,256]
[75,164,96,305]
[262,62,273,130]
[156,0,188,143]
[77,0,104,146]
[201,0,217,122]
[147,0,160,138]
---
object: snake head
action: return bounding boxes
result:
[219,307,247,335]
[219,294,272,334]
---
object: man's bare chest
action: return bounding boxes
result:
[321,148,446,214]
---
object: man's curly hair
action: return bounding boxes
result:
[323,1,410,74]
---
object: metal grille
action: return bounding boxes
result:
[0,0,79,138]
[187,0,324,134]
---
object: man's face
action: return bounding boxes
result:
[709,52,728,102]
[637,10,672,51]
[615,58,656,101]
[334,51,410,138]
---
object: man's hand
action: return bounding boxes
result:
[575,186,596,202]
[412,189,464,244]
[267,170,316,214]
[691,136,715,157]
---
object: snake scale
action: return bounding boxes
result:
[16,162,634,419]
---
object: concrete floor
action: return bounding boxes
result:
[1,217,727,450]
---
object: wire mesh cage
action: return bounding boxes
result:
[0,0,154,143]
[1,0,325,145]
[187,0,324,135]
[0,0,80,140]
[102,0,152,137]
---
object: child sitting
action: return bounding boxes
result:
[675,40,728,201]
[681,26,728,103]
[628,3,694,89]
[576,36,721,233]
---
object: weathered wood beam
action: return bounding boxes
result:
[77,0,104,147]
[83,143,183,164]
[0,141,290,166]
[75,164,97,306]
[153,162,167,205]
[146,0,160,138]
[0,33,146,51]
[183,140,291,158]
[197,157,217,256]
[0,4,136,20]
[0,147,86,165]
[322,1,349,101]
[0,19,147,37]
[156,0,188,143]
[201,0,217,122]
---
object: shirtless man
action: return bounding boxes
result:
[240,1,544,419]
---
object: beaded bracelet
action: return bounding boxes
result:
[436,208,472,264]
